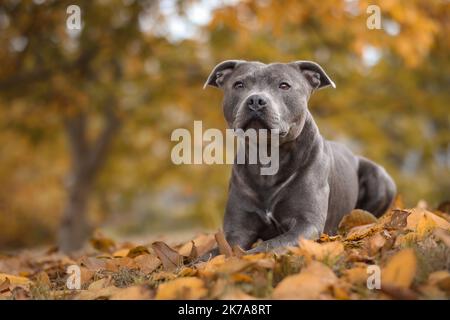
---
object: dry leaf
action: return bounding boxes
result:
[127,246,150,258]
[35,271,51,287]
[345,223,378,241]
[272,261,337,299]
[342,266,368,285]
[177,234,216,257]
[406,209,450,232]
[76,286,120,300]
[134,254,161,274]
[155,277,207,299]
[0,273,32,286]
[338,209,378,235]
[385,209,410,229]
[382,248,417,289]
[215,230,233,257]
[366,232,386,256]
[151,241,183,271]
[88,277,112,291]
[90,233,116,253]
[297,238,344,261]
[110,285,153,300]
[112,248,129,258]
[0,278,11,293]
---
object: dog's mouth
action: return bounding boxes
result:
[238,117,289,138]
[242,116,270,131]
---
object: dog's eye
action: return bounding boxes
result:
[279,82,291,90]
[233,81,244,89]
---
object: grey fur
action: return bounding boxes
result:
[204,60,396,254]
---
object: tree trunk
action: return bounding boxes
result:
[58,107,120,253]
[59,175,92,252]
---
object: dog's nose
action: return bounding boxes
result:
[246,94,267,111]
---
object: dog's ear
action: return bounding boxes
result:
[293,61,336,90]
[204,60,244,89]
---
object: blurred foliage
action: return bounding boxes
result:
[0,0,448,249]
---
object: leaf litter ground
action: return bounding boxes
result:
[1,204,450,300]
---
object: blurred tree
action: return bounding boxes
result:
[0,0,204,251]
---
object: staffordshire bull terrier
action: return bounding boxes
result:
[204,60,396,254]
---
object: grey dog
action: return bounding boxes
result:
[203,60,396,254]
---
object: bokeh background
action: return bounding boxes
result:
[0,0,448,251]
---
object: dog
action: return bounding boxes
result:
[204,60,396,254]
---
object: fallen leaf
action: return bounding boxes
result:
[342,266,368,286]
[231,273,253,283]
[177,234,216,257]
[155,277,207,299]
[75,286,120,300]
[366,232,386,256]
[110,285,153,300]
[35,271,51,287]
[127,246,150,258]
[104,257,137,272]
[0,273,32,286]
[151,241,183,271]
[215,230,233,257]
[134,254,161,274]
[88,277,112,291]
[345,223,378,241]
[272,261,337,299]
[338,209,378,235]
[0,278,11,293]
[90,233,116,253]
[382,248,417,289]
[406,209,450,232]
[112,248,129,258]
[297,238,344,261]
[80,257,107,271]
[385,209,410,230]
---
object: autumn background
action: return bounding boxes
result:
[0,0,448,253]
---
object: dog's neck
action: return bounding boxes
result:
[232,112,324,206]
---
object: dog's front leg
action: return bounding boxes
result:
[246,219,322,254]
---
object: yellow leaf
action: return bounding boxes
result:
[0,273,32,286]
[88,277,111,291]
[177,233,216,257]
[382,248,417,289]
[126,245,150,258]
[110,285,152,300]
[338,209,378,235]
[406,209,450,232]
[75,286,120,300]
[272,261,337,299]
[155,277,207,299]
[112,248,129,258]
[342,267,368,285]
[298,238,344,261]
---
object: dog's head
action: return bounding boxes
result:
[204,60,335,142]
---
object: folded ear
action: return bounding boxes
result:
[203,60,245,89]
[293,61,336,90]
